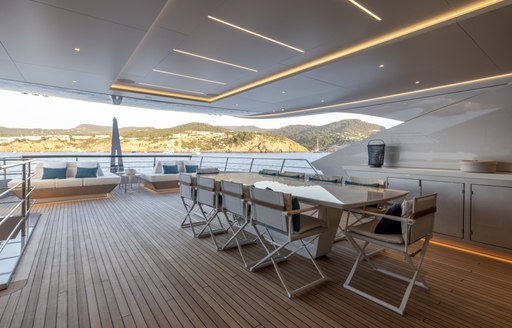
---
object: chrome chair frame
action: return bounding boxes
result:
[179,173,206,234]
[343,193,437,315]
[248,187,328,298]
[195,176,230,249]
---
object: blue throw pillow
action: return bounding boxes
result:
[185,164,198,173]
[374,203,402,234]
[76,166,98,178]
[42,167,67,179]
[163,164,179,174]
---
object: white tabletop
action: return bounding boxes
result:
[212,173,408,209]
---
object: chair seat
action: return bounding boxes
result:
[348,220,404,244]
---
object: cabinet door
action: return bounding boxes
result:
[471,185,512,249]
[422,180,464,238]
[386,177,421,203]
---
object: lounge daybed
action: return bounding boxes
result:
[8,161,121,202]
[140,160,198,192]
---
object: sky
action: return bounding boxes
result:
[1,89,401,129]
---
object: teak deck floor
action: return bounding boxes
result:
[1,188,511,327]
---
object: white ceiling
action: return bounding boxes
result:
[0,0,511,121]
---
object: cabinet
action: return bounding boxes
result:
[387,177,464,238]
[471,185,512,249]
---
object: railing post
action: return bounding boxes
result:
[199,157,204,167]
[249,158,254,172]
[224,157,229,172]
[21,163,27,236]
[2,159,6,180]
[280,159,286,172]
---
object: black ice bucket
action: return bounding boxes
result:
[367,139,385,167]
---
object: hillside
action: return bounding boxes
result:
[0,119,384,152]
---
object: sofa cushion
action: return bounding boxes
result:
[42,167,67,179]
[30,179,58,189]
[83,175,121,186]
[55,178,83,188]
[76,167,98,178]
[140,173,180,182]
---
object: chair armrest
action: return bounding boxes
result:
[285,205,320,216]
[348,208,414,224]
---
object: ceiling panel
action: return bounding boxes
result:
[33,0,166,31]
[157,0,226,35]
[301,24,500,102]
[459,4,512,71]
[142,69,223,96]
[241,75,344,104]
[0,0,146,80]
[17,63,115,93]
[118,27,187,80]
[0,42,23,80]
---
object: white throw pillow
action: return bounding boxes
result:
[401,199,414,218]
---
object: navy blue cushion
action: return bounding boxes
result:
[75,166,98,178]
[185,165,198,173]
[163,164,179,174]
[374,203,402,234]
[291,196,300,232]
[259,169,279,176]
[42,167,67,179]
[345,180,380,188]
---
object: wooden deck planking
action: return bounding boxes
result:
[0,189,511,327]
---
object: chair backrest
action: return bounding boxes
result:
[196,176,220,208]
[179,173,195,201]
[309,174,342,184]
[249,187,291,233]
[404,193,437,244]
[279,171,305,179]
[346,176,386,188]
[221,180,247,217]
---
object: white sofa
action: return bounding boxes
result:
[8,161,121,202]
[140,160,197,192]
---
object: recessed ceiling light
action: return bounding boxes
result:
[348,0,382,21]
[74,48,80,52]
[152,69,226,85]
[281,91,286,94]
[321,100,325,103]
[208,16,304,53]
[72,80,77,83]
[173,49,257,72]
[379,64,384,68]
[281,108,285,111]
[415,81,421,84]
[138,82,205,95]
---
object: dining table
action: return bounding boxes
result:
[209,172,409,258]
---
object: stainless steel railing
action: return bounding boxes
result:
[0,159,36,290]
[0,154,319,176]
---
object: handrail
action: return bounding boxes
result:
[9,153,320,174]
[0,159,35,290]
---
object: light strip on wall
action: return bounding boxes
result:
[173,49,258,72]
[111,0,503,105]
[237,71,512,118]
[431,241,512,264]
[348,0,382,21]
[208,15,304,53]
[152,69,226,85]
[138,82,205,95]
